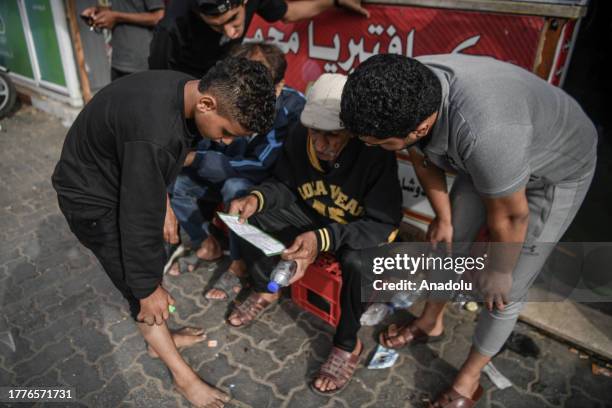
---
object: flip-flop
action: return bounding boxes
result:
[170,252,222,276]
[163,242,185,274]
[204,269,246,301]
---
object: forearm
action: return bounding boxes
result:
[283,0,333,22]
[486,209,529,274]
[410,149,451,221]
[114,9,164,27]
[323,220,398,252]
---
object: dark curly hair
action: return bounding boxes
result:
[199,57,275,135]
[228,42,287,86]
[340,54,441,139]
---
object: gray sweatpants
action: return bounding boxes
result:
[449,164,595,356]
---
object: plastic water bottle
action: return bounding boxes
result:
[267,260,297,293]
[360,303,391,326]
[390,290,422,311]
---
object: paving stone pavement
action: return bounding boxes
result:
[1,107,611,408]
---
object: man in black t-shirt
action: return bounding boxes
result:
[149,0,369,78]
[52,58,275,407]
[80,0,165,80]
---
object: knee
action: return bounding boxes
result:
[222,178,253,202]
[171,175,194,199]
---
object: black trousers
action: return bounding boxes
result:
[57,196,141,320]
[238,202,367,352]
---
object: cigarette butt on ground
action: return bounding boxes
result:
[207,340,218,348]
[168,305,176,313]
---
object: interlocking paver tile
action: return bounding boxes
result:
[1,107,611,408]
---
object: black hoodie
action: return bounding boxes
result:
[52,70,198,299]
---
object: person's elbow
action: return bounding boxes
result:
[488,210,529,235]
[150,9,165,25]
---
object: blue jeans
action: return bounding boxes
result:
[170,171,252,259]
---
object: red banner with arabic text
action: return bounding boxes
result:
[246,5,546,91]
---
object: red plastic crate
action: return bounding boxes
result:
[291,253,342,327]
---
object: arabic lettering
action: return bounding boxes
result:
[245,21,482,74]
[308,21,340,61]
[401,177,426,198]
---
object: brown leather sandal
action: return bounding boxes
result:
[227,292,274,328]
[428,385,484,408]
[310,345,362,396]
[379,322,446,349]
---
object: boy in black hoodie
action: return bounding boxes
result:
[52,58,275,407]
[228,73,402,395]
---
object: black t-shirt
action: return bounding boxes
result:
[148,0,287,77]
[52,70,199,298]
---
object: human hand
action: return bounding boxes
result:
[138,286,175,325]
[337,0,370,18]
[427,217,453,253]
[476,270,513,312]
[80,7,97,27]
[228,194,259,223]
[92,9,118,29]
[184,151,196,167]
[282,231,318,283]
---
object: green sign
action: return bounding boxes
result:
[0,2,34,79]
[24,0,66,87]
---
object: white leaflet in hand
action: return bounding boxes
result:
[217,212,286,256]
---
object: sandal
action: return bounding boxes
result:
[227,292,275,328]
[204,269,246,301]
[429,385,484,408]
[310,345,363,396]
[378,322,446,350]
[169,252,222,276]
[163,242,185,274]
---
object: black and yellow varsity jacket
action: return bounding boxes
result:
[250,124,403,253]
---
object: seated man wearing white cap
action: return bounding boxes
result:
[227,73,402,394]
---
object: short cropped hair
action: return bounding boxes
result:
[199,57,276,135]
[228,42,287,85]
[340,54,442,139]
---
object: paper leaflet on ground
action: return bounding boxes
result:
[217,212,285,256]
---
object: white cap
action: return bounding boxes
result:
[300,73,347,131]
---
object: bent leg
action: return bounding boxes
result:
[169,173,211,247]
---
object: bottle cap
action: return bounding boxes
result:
[267,281,280,293]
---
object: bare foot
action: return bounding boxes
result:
[175,375,231,408]
[148,327,207,358]
[205,260,247,300]
[168,262,182,276]
[313,339,362,393]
